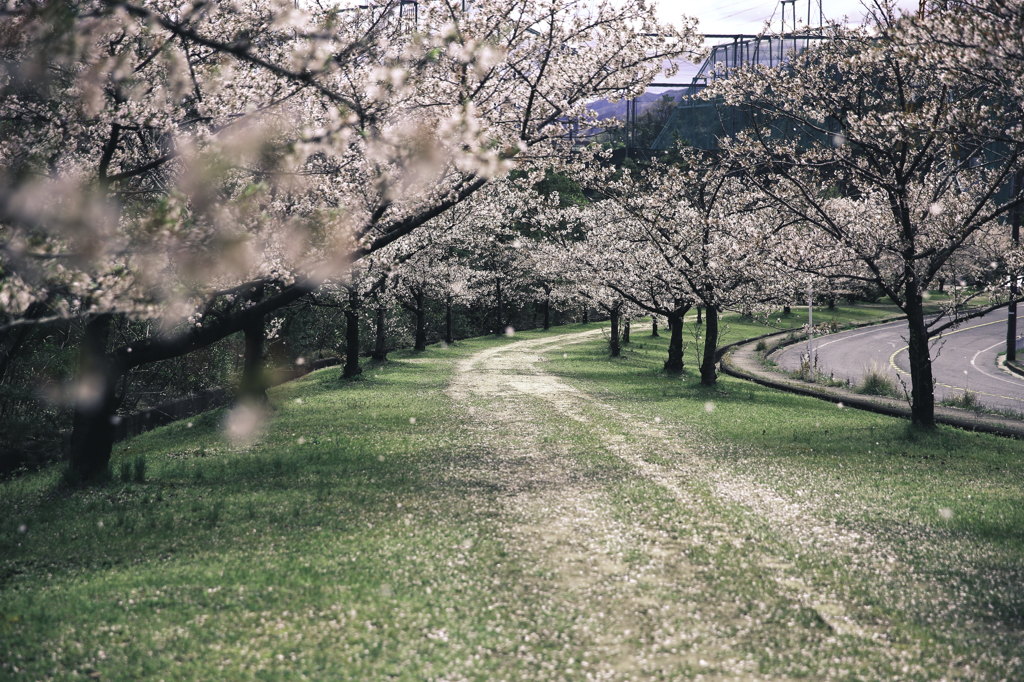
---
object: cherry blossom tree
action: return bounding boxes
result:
[709,17,1024,426]
[1,0,701,479]
[549,199,690,369]
[569,149,792,383]
[901,0,1024,120]
[898,0,1024,361]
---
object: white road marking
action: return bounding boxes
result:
[970,338,1024,389]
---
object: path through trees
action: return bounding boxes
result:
[443,329,1020,677]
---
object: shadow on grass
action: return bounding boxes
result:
[0,355,467,580]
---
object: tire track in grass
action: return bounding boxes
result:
[499,334,886,638]
[513,330,1023,678]
[449,330,734,677]
[447,330,903,678]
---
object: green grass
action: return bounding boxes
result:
[2,305,1022,680]
[0,323,606,680]
[686,299,907,348]
[545,310,1024,678]
[556,311,1024,548]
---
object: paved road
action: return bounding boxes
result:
[773,308,1024,414]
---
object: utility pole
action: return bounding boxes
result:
[806,283,814,368]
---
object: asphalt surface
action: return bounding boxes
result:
[773,308,1024,414]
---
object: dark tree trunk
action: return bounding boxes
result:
[342,290,362,379]
[68,314,121,481]
[783,304,792,315]
[937,278,945,293]
[445,300,455,344]
[622,319,631,344]
[664,311,684,374]
[372,303,387,361]
[582,307,589,323]
[700,304,719,386]
[695,306,703,325]
[542,296,551,330]
[651,317,659,337]
[240,314,267,403]
[59,280,313,485]
[413,289,426,351]
[609,306,621,357]
[827,294,836,311]
[1008,170,1022,362]
[494,281,504,336]
[905,287,935,427]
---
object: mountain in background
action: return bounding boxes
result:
[588,88,688,120]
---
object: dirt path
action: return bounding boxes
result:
[445,330,908,678]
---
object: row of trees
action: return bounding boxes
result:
[538,0,1024,428]
[705,2,1024,426]
[2,0,1023,481]
[0,0,702,479]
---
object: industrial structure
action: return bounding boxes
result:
[637,0,829,152]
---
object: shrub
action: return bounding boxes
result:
[943,390,981,412]
[858,364,899,398]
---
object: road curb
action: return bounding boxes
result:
[718,328,1024,440]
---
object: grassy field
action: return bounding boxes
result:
[548,310,1024,677]
[2,305,1022,679]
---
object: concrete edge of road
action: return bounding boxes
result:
[1006,360,1024,379]
[717,324,1024,441]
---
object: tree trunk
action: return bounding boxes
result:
[342,291,362,379]
[651,317,659,337]
[622,319,631,344]
[582,307,589,323]
[413,289,426,351]
[68,314,120,481]
[664,311,684,374]
[1008,170,1022,362]
[783,304,792,316]
[700,304,719,386]
[494,281,504,336]
[372,303,387,361]
[695,306,703,324]
[240,314,267,403]
[445,300,455,344]
[542,296,551,330]
[609,306,621,357]
[905,289,935,427]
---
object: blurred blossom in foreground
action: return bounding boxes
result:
[224,402,267,447]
